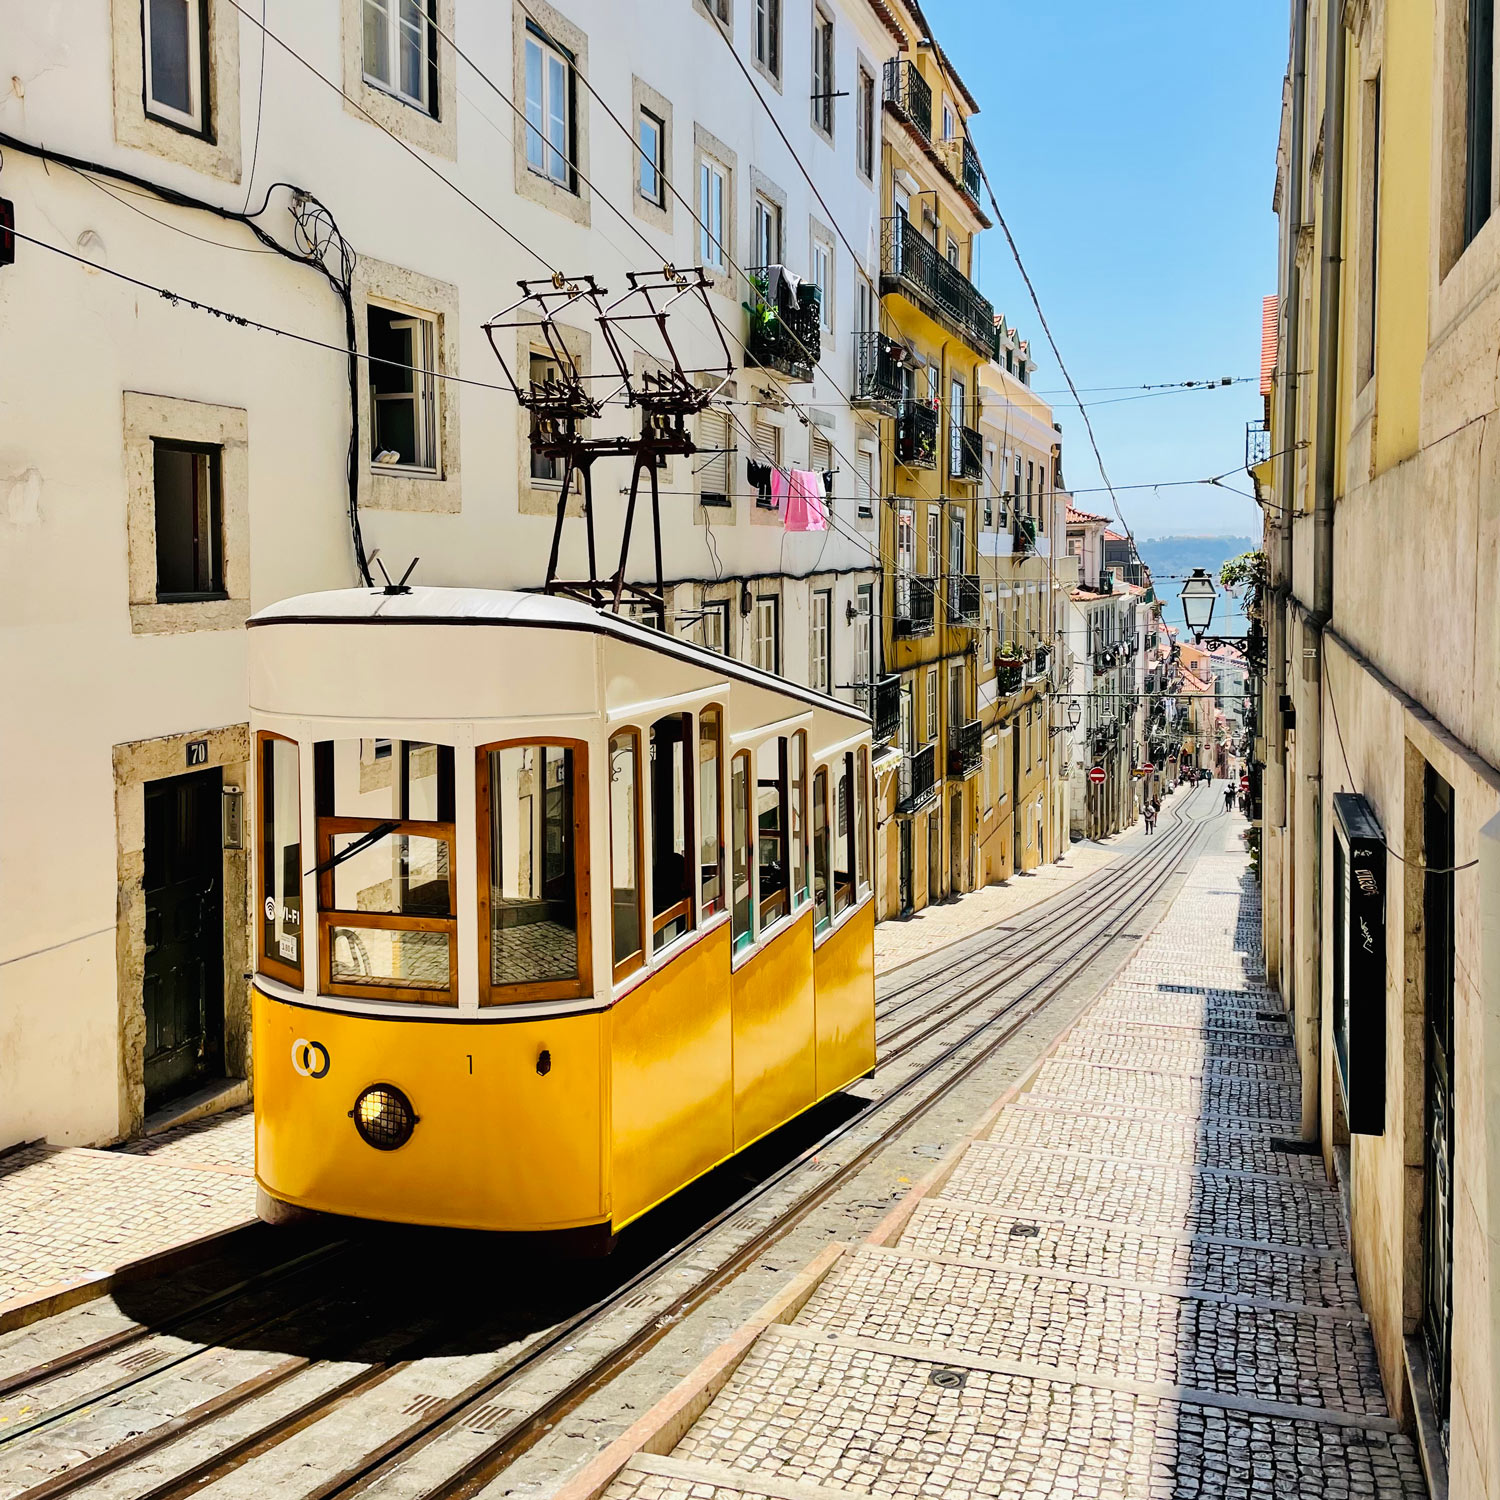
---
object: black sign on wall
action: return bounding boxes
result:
[1332,792,1387,1135]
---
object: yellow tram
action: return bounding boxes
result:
[249,587,876,1238]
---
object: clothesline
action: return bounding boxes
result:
[743,458,831,532]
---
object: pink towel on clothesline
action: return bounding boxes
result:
[783,469,827,532]
[769,467,788,510]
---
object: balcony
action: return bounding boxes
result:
[882,58,932,142]
[744,267,821,382]
[941,135,983,203]
[893,573,936,637]
[995,656,1025,695]
[1246,417,1271,468]
[947,718,983,780]
[1033,644,1051,675]
[898,742,938,814]
[864,673,901,742]
[895,399,939,469]
[1015,514,1037,553]
[947,572,981,627]
[852,331,904,413]
[880,216,996,358]
[949,422,983,482]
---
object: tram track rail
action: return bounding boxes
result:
[0,790,1220,1500]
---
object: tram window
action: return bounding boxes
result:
[833,754,854,915]
[314,738,458,1003]
[651,714,694,952]
[699,707,724,917]
[856,747,870,894]
[731,752,753,953]
[480,742,588,1001]
[757,737,789,930]
[790,731,809,910]
[813,767,831,935]
[258,733,302,983]
[609,730,644,981]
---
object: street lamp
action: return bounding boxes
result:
[1066,698,1082,731]
[1179,568,1217,642]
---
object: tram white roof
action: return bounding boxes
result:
[250,587,870,726]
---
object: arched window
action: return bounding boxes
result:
[731,751,753,953]
[699,707,724,917]
[790,730,809,909]
[813,766,831,935]
[650,713,694,952]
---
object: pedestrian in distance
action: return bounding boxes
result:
[1224,785,1235,813]
[1144,802,1157,836]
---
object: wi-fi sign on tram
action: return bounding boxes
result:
[1088,765,1107,785]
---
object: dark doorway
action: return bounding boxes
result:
[144,767,225,1110]
[926,807,942,904]
[898,819,912,915]
[1420,762,1455,1445]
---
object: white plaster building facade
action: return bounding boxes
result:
[0,0,899,1145]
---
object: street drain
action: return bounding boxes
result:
[929,1368,967,1390]
[1269,1137,1320,1155]
[1008,1221,1040,1238]
[1256,1011,1283,1023]
[400,1393,446,1418]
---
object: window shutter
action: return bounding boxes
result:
[810,427,832,473]
[752,412,781,469]
[698,408,732,504]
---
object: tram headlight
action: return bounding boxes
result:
[349,1084,418,1151]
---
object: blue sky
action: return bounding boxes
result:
[924,0,1285,540]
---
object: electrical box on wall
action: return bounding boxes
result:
[1332,792,1387,1134]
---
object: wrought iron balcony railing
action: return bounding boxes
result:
[950,422,983,482]
[947,573,981,626]
[947,718,983,780]
[865,673,901,742]
[895,399,939,468]
[882,58,932,142]
[995,657,1025,695]
[1033,644,1051,675]
[852,331,904,413]
[1015,514,1037,552]
[1246,417,1271,468]
[941,135,983,203]
[893,573,936,636]
[897,742,938,814]
[743,267,821,382]
[880,216,996,358]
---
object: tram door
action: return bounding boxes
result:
[1420,764,1456,1442]
[143,768,224,1109]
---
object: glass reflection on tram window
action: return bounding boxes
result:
[331,829,451,916]
[833,754,854,914]
[789,730,808,909]
[259,735,302,977]
[699,707,723,917]
[812,766,831,935]
[651,714,694,952]
[856,747,870,893]
[757,737,789,930]
[486,744,580,988]
[609,730,644,979]
[731,751,753,952]
[320,738,455,823]
[327,925,451,991]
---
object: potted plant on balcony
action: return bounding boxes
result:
[995,640,1025,694]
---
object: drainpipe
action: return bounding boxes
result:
[1297,13,1347,1144]
[1267,0,1308,993]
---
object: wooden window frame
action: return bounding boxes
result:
[651,713,697,951]
[609,728,647,985]
[832,751,857,916]
[731,749,754,953]
[698,704,726,919]
[856,745,871,894]
[812,764,832,935]
[256,730,303,988]
[316,814,458,1005]
[757,736,791,932]
[475,737,592,1006]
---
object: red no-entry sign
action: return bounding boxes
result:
[1141,762,1155,774]
[1239,774,1250,791]
[1088,766,1106,785]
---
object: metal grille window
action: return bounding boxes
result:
[524,28,573,187]
[811,8,834,135]
[856,65,875,177]
[754,594,781,674]
[699,158,728,269]
[811,589,832,693]
[153,440,224,600]
[145,0,208,133]
[363,0,437,116]
[754,0,781,78]
[696,406,732,505]
[369,305,438,472]
[637,107,665,205]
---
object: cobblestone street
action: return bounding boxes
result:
[595,825,1428,1500]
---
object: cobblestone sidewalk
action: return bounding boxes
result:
[0,1107,255,1322]
[596,826,1428,1499]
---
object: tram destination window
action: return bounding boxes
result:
[731,752,753,953]
[812,766,831,935]
[609,730,644,981]
[651,714,695,952]
[699,707,724,916]
[480,741,589,1002]
[314,739,457,1002]
[757,737,789,930]
[258,733,302,984]
[153,440,224,600]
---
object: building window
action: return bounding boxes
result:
[856,65,875,178]
[753,193,782,266]
[754,594,780,674]
[855,583,873,687]
[927,507,940,575]
[810,426,832,475]
[650,714,695,952]
[638,106,665,205]
[946,236,959,267]
[524,26,573,187]
[696,406,733,506]
[144,0,209,134]
[700,157,728,269]
[362,0,437,115]
[700,598,731,653]
[1466,0,1495,247]
[811,237,833,330]
[699,707,724,916]
[926,669,938,743]
[811,589,832,693]
[811,8,834,135]
[369,304,438,472]
[754,0,780,80]
[949,377,966,477]
[153,440,224,600]
[608,729,644,981]
[856,449,875,518]
[942,103,955,140]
